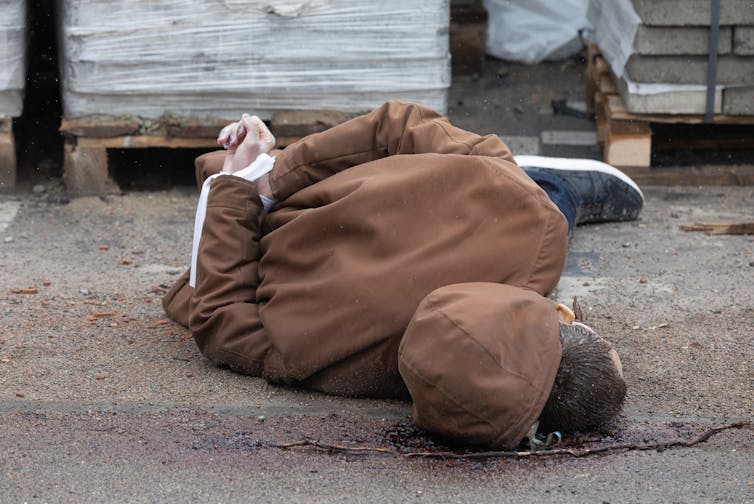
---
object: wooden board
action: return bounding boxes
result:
[0,118,16,190]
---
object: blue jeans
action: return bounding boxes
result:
[523,168,580,233]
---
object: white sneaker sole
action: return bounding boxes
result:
[514,155,644,201]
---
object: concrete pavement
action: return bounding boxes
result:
[1,180,752,503]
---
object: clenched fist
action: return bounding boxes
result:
[218,114,276,175]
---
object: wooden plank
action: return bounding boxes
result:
[680,222,754,234]
[0,118,12,134]
[75,131,313,150]
[679,221,754,235]
[598,74,618,95]
[593,56,611,81]
[63,112,345,146]
[585,45,598,114]
[0,131,16,190]
[270,110,346,138]
[78,136,219,149]
[587,52,619,114]
[606,94,754,125]
[60,116,141,137]
[165,118,229,138]
[604,118,653,169]
[63,143,110,195]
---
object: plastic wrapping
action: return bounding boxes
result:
[58,0,451,119]
[0,0,26,117]
[587,0,641,78]
[484,0,590,64]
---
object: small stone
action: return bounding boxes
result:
[749,261,754,267]
[622,242,631,248]
[32,184,46,194]
[639,277,648,283]
[79,288,91,295]
[257,415,266,422]
[3,236,13,243]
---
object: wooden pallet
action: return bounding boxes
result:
[0,118,16,190]
[59,110,348,195]
[586,45,754,172]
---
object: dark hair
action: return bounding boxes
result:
[539,323,627,433]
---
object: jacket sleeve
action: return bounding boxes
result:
[188,176,271,375]
[269,101,515,201]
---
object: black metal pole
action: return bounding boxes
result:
[705,0,720,123]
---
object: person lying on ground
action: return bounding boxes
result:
[162,101,641,449]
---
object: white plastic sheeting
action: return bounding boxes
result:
[0,0,26,117]
[58,0,451,119]
[483,0,590,64]
[587,0,641,78]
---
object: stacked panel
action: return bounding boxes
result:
[58,0,451,119]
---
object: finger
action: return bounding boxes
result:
[251,116,275,152]
[234,119,247,145]
[217,123,235,147]
[241,114,261,144]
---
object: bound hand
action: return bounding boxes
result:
[218,114,276,174]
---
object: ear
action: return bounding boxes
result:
[556,303,575,324]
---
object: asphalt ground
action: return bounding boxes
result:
[1,58,753,502]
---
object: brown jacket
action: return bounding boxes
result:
[164,101,568,448]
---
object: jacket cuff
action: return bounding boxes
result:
[206,174,262,211]
[267,148,293,201]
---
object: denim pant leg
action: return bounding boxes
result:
[522,168,581,233]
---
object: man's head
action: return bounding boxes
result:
[539,319,627,433]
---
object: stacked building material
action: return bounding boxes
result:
[57,0,451,120]
[589,0,754,115]
[0,0,26,118]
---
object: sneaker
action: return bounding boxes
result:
[515,155,644,224]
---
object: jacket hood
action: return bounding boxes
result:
[398,282,562,449]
